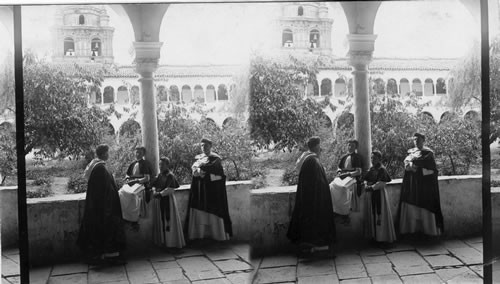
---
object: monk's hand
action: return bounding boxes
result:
[365,186,373,192]
[166,188,176,196]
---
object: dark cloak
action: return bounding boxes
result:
[398,147,444,231]
[365,164,392,217]
[77,163,126,255]
[287,154,336,246]
[152,170,180,231]
[185,152,233,237]
[126,159,154,202]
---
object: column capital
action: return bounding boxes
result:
[348,51,374,68]
[133,41,163,74]
[346,34,377,68]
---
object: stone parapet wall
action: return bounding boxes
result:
[1,181,251,265]
[0,186,18,248]
[250,175,482,256]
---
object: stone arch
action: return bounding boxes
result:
[206,85,216,103]
[400,78,410,96]
[421,111,435,123]
[373,78,385,95]
[157,85,168,102]
[131,85,140,105]
[337,112,354,129]
[282,28,294,47]
[64,37,75,56]
[440,111,453,123]
[204,117,218,130]
[103,86,114,104]
[436,78,446,94]
[321,78,332,96]
[217,84,228,101]
[334,78,347,97]
[424,78,434,96]
[0,121,13,132]
[116,86,128,104]
[169,85,180,102]
[106,123,116,136]
[119,119,141,137]
[464,110,480,121]
[194,85,204,103]
[387,78,397,95]
[222,117,236,128]
[320,114,332,128]
[182,85,193,103]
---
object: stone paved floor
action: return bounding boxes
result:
[252,236,485,283]
[1,241,252,284]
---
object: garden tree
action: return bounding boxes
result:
[0,129,16,185]
[249,55,325,150]
[0,51,15,113]
[228,64,250,119]
[23,51,110,158]
[448,37,500,143]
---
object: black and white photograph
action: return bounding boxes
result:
[0,0,498,283]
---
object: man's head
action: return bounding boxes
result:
[413,133,425,149]
[371,150,382,165]
[96,144,109,161]
[159,156,170,172]
[135,146,146,160]
[201,138,212,155]
[347,139,358,153]
[307,136,321,154]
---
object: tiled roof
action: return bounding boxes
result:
[49,57,457,80]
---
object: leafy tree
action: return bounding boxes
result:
[0,51,15,113]
[23,51,110,158]
[0,128,16,185]
[249,55,325,150]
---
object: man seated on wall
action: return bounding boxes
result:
[118,146,154,231]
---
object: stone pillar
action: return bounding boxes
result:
[134,41,163,175]
[347,34,376,172]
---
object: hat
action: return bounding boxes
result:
[201,138,212,145]
[413,133,425,141]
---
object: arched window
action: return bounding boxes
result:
[282,29,293,47]
[116,86,128,104]
[194,85,204,103]
[79,15,85,25]
[298,6,304,16]
[436,78,446,94]
[320,78,332,96]
[103,86,114,103]
[91,38,101,57]
[168,85,180,102]
[182,85,193,102]
[412,79,422,96]
[424,78,434,96]
[217,84,228,100]
[400,78,410,95]
[387,78,398,95]
[373,78,385,95]
[157,85,168,102]
[64,37,75,56]
[334,78,346,97]
[131,86,140,105]
[206,85,216,102]
[310,30,320,48]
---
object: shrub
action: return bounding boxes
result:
[67,173,88,194]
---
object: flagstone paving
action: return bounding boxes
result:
[1,241,252,284]
[0,236,491,283]
[252,236,484,283]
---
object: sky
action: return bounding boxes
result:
[0,1,482,65]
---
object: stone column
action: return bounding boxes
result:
[347,34,376,172]
[134,41,163,175]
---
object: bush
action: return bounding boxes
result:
[26,184,52,198]
[67,173,88,194]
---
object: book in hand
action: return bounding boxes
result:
[121,183,144,195]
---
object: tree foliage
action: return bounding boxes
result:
[249,55,325,150]
[23,51,110,158]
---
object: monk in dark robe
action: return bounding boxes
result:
[287,137,336,255]
[399,133,444,236]
[77,144,126,265]
[185,138,233,241]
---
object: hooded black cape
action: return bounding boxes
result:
[77,163,126,255]
[287,154,336,246]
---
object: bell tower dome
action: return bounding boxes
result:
[278,2,333,55]
[52,5,114,63]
